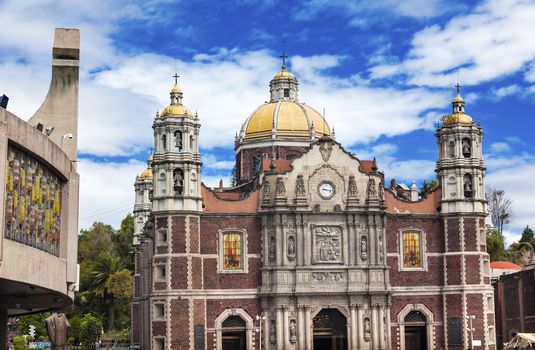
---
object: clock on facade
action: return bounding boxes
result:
[318,182,335,199]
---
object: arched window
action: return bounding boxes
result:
[251,154,262,177]
[284,88,290,98]
[161,134,167,151]
[190,135,194,151]
[222,315,246,328]
[463,173,473,198]
[462,138,471,158]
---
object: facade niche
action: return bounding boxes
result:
[161,133,167,151]
[173,168,184,195]
[463,173,473,198]
[462,138,471,158]
[174,130,183,151]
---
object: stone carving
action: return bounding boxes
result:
[289,319,297,343]
[276,177,286,196]
[361,236,368,259]
[367,178,377,199]
[269,236,276,262]
[270,320,276,344]
[334,204,342,212]
[287,234,296,260]
[314,226,342,263]
[263,180,271,201]
[311,272,344,282]
[295,175,306,196]
[319,140,333,161]
[348,175,358,197]
[313,204,320,213]
[378,181,385,201]
[364,317,371,341]
[378,237,384,262]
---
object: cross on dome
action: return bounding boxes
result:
[280,52,288,70]
[455,82,462,95]
[173,73,180,85]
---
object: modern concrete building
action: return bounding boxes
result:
[0,28,80,349]
[132,63,495,350]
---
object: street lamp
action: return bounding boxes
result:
[61,133,73,149]
[256,314,266,350]
[465,315,475,350]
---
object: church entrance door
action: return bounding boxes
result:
[222,331,246,350]
[404,326,427,350]
[312,309,348,350]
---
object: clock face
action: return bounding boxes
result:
[319,182,334,199]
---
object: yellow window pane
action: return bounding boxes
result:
[223,233,242,270]
[403,232,421,268]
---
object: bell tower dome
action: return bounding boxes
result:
[152,74,202,212]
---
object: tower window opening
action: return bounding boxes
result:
[173,168,184,195]
[284,88,290,98]
[174,130,183,151]
[251,154,262,177]
[462,138,471,158]
[463,173,473,198]
[161,134,167,151]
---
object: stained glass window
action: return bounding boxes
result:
[223,233,242,270]
[403,231,421,268]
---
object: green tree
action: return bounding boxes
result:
[112,214,134,269]
[79,314,102,346]
[486,228,506,261]
[78,222,115,288]
[20,312,50,340]
[12,336,27,350]
[419,179,439,198]
[520,225,535,246]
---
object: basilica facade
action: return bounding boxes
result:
[131,62,495,350]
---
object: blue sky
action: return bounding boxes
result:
[1,0,534,243]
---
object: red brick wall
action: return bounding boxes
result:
[467,293,487,348]
[134,276,141,297]
[132,304,140,343]
[171,216,186,253]
[465,255,481,285]
[152,321,166,337]
[447,218,461,252]
[171,299,190,349]
[464,218,478,251]
[200,215,262,254]
[206,298,261,328]
[387,256,443,286]
[445,293,464,350]
[236,145,307,182]
[202,257,261,289]
[446,255,462,286]
[156,217,167,229]
[171,257,188,289]
[193,299,205,326]
[385,216,444,254]
[192,256,202,289]
[190,216,200,253]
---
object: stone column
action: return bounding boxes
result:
[371,305,379,348]
[276,308,284,350]
[305,307,312,350]
[385,303,392,349]
[379,306,385,349]
[368,215,376,265]
[350,305,358,350]
[283,307,289,348]
[348,214,356,266]
[0,309,6,350]
[297,306,305,350]
[263,312,270,350]
[357,306,364,349]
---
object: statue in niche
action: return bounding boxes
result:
[364,317,371,340]
[378,181,385,201]
[269,236,276,262]
[448,140,455,158]
[289,320,297,343]
[270,321,276,344]
[348,175,358,197]
[295,175,306,196]
[313,204,320,213]
[462,138,471,158]
[334,204,342,212]
[287,235,296,258]
[378,238,384,262]
[464,174,473,198]
[276,177,286,196]
[263,180,271,201]
[252,154,262,176]
[361,236,368,257]
[367,178,377,199]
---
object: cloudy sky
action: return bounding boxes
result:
[1,0,534,243]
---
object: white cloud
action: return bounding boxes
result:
[203,154,235,170]
[370,0,535,87]
[78,158,145,229]
[490,142,512,153]
[491,85,521,100]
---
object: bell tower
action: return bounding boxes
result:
[436,85,485,214]
[152,75,202,212]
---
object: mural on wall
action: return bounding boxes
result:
[4,144,62,256]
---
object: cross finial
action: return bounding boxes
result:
[280,52,288,69]
[173,73,180,85]
[455,82,461,95]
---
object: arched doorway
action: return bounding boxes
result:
[222,315,246,350]
[313,309,348,350]
[404,311,427,350]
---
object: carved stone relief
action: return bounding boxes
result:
[311,272,344,282]
[287,234,296,260]
[313,226,342,263]
[334,204,342,212]
[269,236,276,262]
[263,180,271,201]
[348,175,358,197]
[378,181,385,201]
[367,178,377,199]
[276,177,286,196]
[295,175,306,196]
[313,204,320,213]
[319,141,333,162]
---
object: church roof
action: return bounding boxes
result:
[490,261,522,270]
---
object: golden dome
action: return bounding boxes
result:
[171,84,182,94]
[452,94,464,103]
[241,101,331,142]
[160,104,193,118]
[138,168,153,180]
[443,113,473,126]
[273,70,295,80]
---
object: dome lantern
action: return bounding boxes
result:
[270,52,299,102]
[442,83,474,127]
